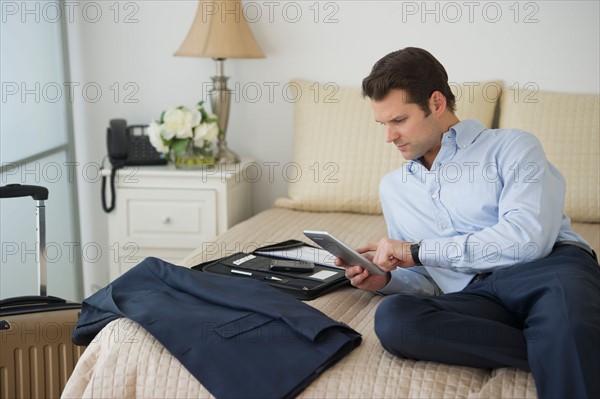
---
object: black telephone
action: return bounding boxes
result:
[107,119,167,167]
[102,119,167,213]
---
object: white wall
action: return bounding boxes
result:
[65,0,599,296]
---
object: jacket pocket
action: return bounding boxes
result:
[215,312,273,339]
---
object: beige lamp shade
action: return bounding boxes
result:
[175,0,265,59]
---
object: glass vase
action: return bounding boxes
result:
[172,141,216,169]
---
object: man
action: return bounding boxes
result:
[337,47,600,399]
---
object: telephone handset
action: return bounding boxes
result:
[107,118,128,168]
[102,119,167,213]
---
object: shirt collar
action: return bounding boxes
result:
[450,119,487,149]
[407,119,487,173]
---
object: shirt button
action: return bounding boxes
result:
[431,193,438,199]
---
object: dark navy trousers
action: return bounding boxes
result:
[374,245,600,399]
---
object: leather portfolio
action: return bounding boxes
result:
[193,240,350,300]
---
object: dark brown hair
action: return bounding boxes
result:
[362,47,456,115]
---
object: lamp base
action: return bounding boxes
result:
[216,141,240,164]
[210,59,239,165]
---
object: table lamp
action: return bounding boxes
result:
[175,0,265,163]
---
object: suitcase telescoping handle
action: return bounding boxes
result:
[0,184,48,200]
[0,184,49,296]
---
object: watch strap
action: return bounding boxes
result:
[410,242,422,266]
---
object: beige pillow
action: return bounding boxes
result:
[452,80,502,128]
[275,80,503,214]
[499,89,599,222]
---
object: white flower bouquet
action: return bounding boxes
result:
[148,101,219,167]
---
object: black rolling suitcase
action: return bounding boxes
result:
[0,184,84,399]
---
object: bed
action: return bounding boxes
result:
[62,80,599,398]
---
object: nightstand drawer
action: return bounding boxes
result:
[129,200,206,234]
[117,188,217,248]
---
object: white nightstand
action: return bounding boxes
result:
[104,159,254,280]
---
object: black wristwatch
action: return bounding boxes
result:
[410,242,422,266]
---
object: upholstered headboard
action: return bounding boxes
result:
[499,89,599,223]
[275,79,502,214]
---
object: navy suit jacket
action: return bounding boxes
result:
[73,257,361,399]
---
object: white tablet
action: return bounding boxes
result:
[303,230,386,276]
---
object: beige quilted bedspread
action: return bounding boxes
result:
[63,207,599,398]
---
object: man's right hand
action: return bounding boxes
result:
[335,245,391,292]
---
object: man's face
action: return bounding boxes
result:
[372,89,443,168]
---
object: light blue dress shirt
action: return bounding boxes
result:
[378,119,589,294]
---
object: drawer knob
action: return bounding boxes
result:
[162,216,171,224]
